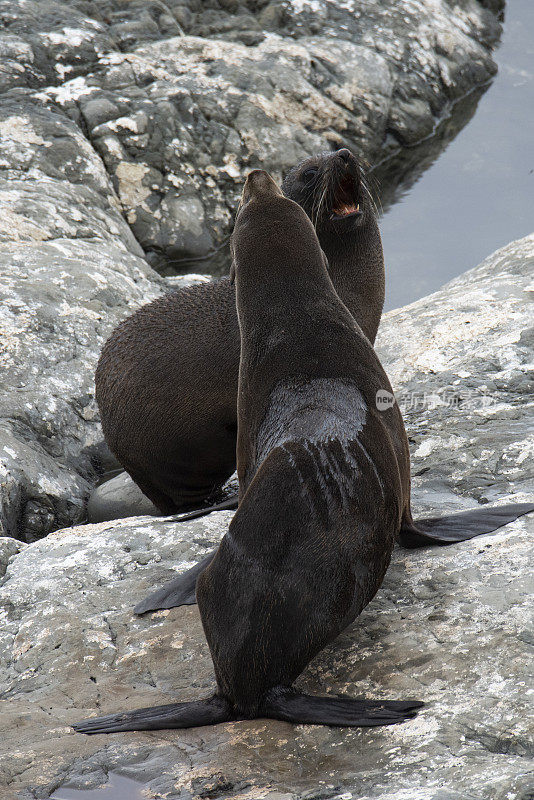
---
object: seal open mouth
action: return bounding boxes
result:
[331,176,361,220]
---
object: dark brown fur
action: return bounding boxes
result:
[96,149,384,514]
[197,171,414,719]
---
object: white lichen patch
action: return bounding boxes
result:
[114,161,151,208]
[42,28,95,48]
[0,208,49,242]
[85,629,116,649]
[0,115,48,148]
[290,0,326,13]
[414,435,464,458]
[38,76,97,104]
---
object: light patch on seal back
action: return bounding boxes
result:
[256,378,367,465]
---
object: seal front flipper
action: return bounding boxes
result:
[261,687,424,727]
[399,503,534,548]
[73,695,234,734]
[133,551,216,614]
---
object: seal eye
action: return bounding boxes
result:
[301,167,318,185]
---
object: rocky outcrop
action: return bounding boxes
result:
[0,238,163,542]
[0,12,145,542]
[36,0,503,270]
[1,234,532,800]
[0,95,165,540]
[4,0,503,270]
[377,233,534,510]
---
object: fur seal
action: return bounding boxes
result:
[94,148,384,518]
[74,170,424,733]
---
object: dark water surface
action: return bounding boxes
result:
[379,0,534,310]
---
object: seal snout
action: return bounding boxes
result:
[336,148,352,163]
[327,149,363,221]
[243,169,282,201]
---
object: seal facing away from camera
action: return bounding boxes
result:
[92,148,383,521]
[74,170,424,734]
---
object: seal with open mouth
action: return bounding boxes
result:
[92,149,385,523]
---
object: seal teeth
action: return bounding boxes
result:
[332,202,360,218]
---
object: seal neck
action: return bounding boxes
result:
[318,214,384,345]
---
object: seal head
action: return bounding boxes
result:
[281,148,370,232]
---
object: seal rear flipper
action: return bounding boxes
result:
[261,687,423,727]
[168,496,238,523]
[73,695,234,735]
[133,551,216,614]
[400,503,534,548]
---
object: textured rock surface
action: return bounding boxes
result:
[0,232,164,541]
[87,470,160,522]
[377,233,534,511]
[0,92,165,541]
[1,235,532,800]
[4,0,503,271]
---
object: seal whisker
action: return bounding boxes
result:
[314,191,326,228]
[362,181,380,219]
[313,177,329,229]
[362,173,382,217]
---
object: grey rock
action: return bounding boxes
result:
[0,536,25,579]
[87,472,160,523]
[0,1,116,87]
[165,272,211,288]
[1,234,533,799]
[13,0,502,269]
[0,89,167,541]
[0,95,143,256]
[376,233,534,509]
[0,237,163,541]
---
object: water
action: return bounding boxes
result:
[50,773,144,800]
[378,0,534,310]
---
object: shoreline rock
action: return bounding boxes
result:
[3,0,503,269]
[0,237,165,541]
[1,233,532,800]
